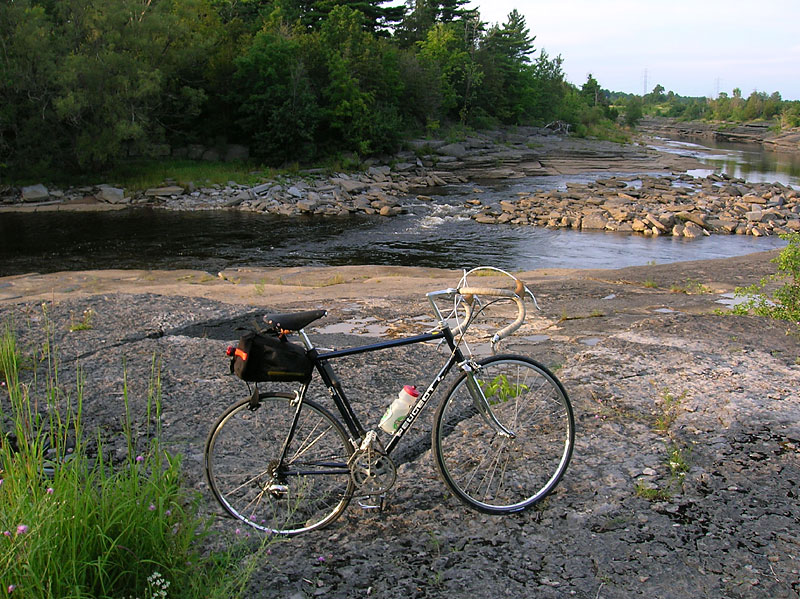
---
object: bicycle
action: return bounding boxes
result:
[204,267,575,535]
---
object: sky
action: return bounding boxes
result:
[466,0,800,100]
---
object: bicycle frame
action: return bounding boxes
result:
[268,287,510,470]
[301,325,464,455]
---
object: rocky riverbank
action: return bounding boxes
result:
[1,255,798,598]
[0,128,702,219]
[639,116,800,154]
[471,172,799,238]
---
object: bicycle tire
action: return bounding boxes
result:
[432,355,574,514]
[205,392,354,535]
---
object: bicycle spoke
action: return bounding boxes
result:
[434,356,574,513]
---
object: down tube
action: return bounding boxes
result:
[385,350,460,455]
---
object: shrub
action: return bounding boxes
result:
[733,233,800,324]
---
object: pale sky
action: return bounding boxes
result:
[469,0,800,100]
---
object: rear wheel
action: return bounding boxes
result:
[433,355,574,513]
[205,392,354,535]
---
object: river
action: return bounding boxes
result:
[0,140,792,277]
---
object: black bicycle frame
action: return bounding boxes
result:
[304,324,468,454]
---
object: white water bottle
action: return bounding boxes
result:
[379,385,420,433]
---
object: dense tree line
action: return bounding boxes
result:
[0,0,614,177]
[614,84,800,129]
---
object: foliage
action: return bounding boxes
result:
[623,96,643,127]
[0,320,265,598]
[1,0,630,177]
[733,233,800,324]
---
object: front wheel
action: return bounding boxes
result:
[433,355,574,514]
[205,392,354,535]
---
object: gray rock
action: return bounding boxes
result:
[97,186,126,204]
[224,144,249,162]
[145,186,184,197]
[21,184,49,202]
[437,143,468,158]
[581,213,609,230]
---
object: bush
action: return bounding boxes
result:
[733,233,800,324]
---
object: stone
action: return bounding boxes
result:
[224,144,249,162]
[287,186,304,198]
[201,148,221,161]
[145,186,184,197]
[96,186,126,204]
[683,222,705,238]
[297,199,318,212]
[581,213,609,230]
[437,143,468,158]
[21,184,49,202]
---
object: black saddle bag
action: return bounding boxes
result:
[230,331,313,382]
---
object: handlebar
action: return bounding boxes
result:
[426,268,538,348]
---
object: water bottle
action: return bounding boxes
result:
[379,385,419,433]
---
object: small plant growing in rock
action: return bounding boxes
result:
[667,444,691,478]
[734,232,800,324]
[68,308,95,332]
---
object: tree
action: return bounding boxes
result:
[296,0,405,34]
[624,97,643,127]
[581,74,603,106]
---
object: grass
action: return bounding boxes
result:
[0,318,269,598]
[634,481,671,501]
[68,309,95,332]
[670,278,711,294]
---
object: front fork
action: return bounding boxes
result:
[461,360,516,439]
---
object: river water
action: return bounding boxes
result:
[0,139,793,277]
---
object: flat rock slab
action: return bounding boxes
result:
[0,255,797,598]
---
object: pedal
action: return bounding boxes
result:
[357,494,387,512]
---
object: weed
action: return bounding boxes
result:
[643,278,659,289]
[667,444,691,478]
[654,389,685,433]
[670,278,711,294]
[68,309,95,332]
[318,274,346,287]
[634,481,671,501]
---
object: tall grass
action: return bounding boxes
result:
[0,320,267,599]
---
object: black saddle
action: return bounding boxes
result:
[263,309,327,332]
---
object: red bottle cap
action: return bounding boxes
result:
[403,385,420,397]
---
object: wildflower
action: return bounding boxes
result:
[46,487,54,495]
[16,525,28,535]
[135,455,144,463]
[2,531,10,537]
[165,509,171,517]
[317,556,326,563]
[8,584,16,593]
[149,504,156,511]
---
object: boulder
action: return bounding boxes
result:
[21,184,49,202]
[581,212,609,230]
[97,186,126,204]
[683,222,705,238]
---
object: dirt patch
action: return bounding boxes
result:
[1,254,798,598]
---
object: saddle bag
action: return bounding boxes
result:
[229,331,313,382]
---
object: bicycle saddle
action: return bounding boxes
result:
[263,309,327,332]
